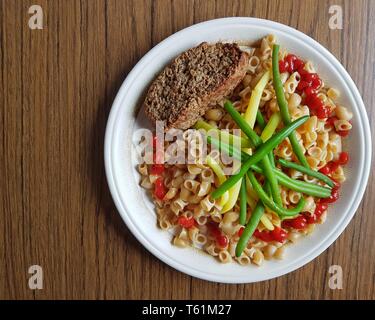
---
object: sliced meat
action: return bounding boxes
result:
[144,42,250,131]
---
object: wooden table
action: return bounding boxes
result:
[1,0,374,300]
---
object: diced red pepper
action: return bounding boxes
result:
[271,227,288,243]
[154,177,166,200]
[293,58,304,71]
[254,229,274,242]
[178,216,196,229]
[302,72,319,83]
[216,235,228,248]
[337,152,349,165]
[311,77,322,90]
[297,67,309,78]
[282,215,307,230]
[327,116,338,127]
[337,129,350,137]
[238,227,245,237]
[254,227,288,243]
[279,60,289,73]
[321,187,339,204]
[319,164,331,175]
[304,87,317,97]
[329,161,339,173]
[315,105,330,119]
[151,164,165,175]
[208,223,221,238]
[285,54,298,73]
[297,80,310,91]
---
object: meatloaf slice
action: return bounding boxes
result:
[144,42,250,131]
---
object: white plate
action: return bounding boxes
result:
[104,18,371,283]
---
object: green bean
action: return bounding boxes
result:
[239,178,247,225]
[235,201,264,257]
[268,152,276,167]
[194,119,253,148]
[274,170,331,198]
[256,110,266,130]
[211,158,256,199]
[206,136,331,198]
[251,164,331,197]
[224,101,262,146]
[278,159,335,188]
[224,101,284,204]
[272,45,310,168]
[211,115,309,199]
[247,171,306,217]
[261,155,282,205]
[224,101,262,147]
[207,136,241,160]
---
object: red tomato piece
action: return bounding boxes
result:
[327,116,338,127]
[151,164,165,175]
[321,187,340,204]
[297,80,310,91]
[311,77,322,90]
[208,223,221,238]
[178,216,195,229]
[293,58,304,71]
[279,60,289,73]
[337,130,350,137]
[337,152,349,165]
[282,215,307,230]
[154,177,166,200]
[315,105,330,119]
[297,67,309,78]
[271,227,288,243]
[303,212,317,224]
[238,227,245,237]
[302,72,319,83]
[330,178,341,189]
[329,161,339,172]
[254,230,274,242]
[319,165,331,175]
[285,54,298,73]
[216,235,228,248]
[303,87,317,97]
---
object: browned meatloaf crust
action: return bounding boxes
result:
[144,42,250,131]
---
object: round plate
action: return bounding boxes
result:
[104,18,371,283]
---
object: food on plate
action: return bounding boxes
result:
[137,35,353,266]
[144,42,250,130]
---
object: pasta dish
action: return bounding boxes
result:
[136,35,352,266]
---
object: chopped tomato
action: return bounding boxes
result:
[337,152,349,165]
[154,177,166,200]
[178,216,196,229]
[271,227,288,243]
[321,187,339,204]
[216,235,228,248]
[238,227,245,237]
[282,215,307,230]
[254,229,274,242]
[151,164,165,175]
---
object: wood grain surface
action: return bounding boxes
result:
[1,0,374,300]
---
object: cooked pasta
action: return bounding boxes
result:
[137,34,352,267]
